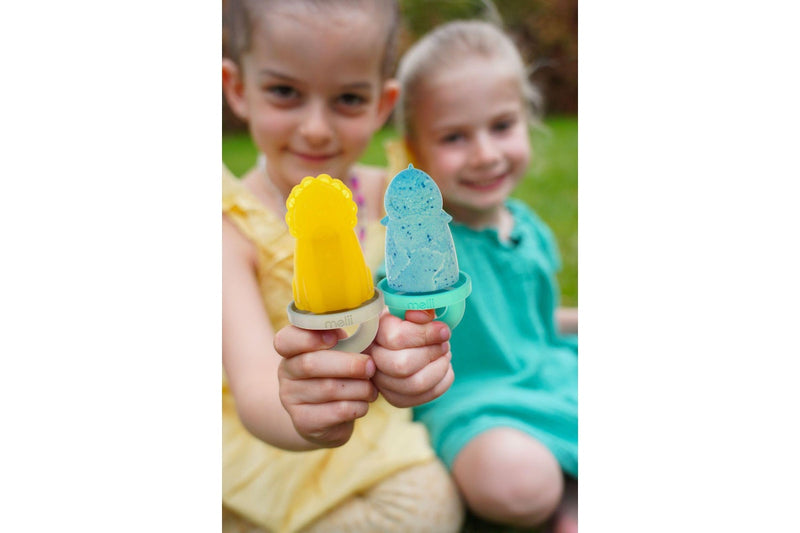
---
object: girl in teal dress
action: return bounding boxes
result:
[392,20,578,532]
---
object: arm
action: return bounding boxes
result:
[222,217,311,449]
[223,217,376,450]
[556,307,578,335]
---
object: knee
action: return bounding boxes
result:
[452,429,564,527]
[466,466,563,526]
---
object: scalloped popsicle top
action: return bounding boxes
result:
[285,174,358,239]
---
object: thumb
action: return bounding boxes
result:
[403,309,436,324]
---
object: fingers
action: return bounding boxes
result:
[404,309,436,324]
[278,350,379,448]
[365,310,455,408]
[373,312,451,351]
[279,374,379,404]
[279,350,376,380]
[370,338,450,379]
[371,345,452,394]
[282,397,373,447]
[288,400,372,430]
[377,363,455,408]
[288,415,359,449]
[274,325,345,358]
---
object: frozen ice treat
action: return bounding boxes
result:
[286,174,374,314]
[382,164,459,293]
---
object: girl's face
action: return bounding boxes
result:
[227,5,397,197]
[407,58,531,226]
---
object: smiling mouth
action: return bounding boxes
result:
[290,151,339,163]
[459,172,507,190]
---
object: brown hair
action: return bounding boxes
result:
[223,0,400,79]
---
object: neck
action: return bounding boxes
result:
[256,154,290,219]
[445,202,514,242]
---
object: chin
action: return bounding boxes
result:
[464,188,511,208]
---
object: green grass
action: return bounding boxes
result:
[515,116,578,307]
[223,116,577,306]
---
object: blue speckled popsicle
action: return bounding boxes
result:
[381,165,459,293]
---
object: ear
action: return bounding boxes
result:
[374,78,400,128]
[222,58,249,121]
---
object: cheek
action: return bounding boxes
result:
[339,119,375,151]
[505,133,532,170]
[417,145,461,179]
[248,111,289,153]
[514,144,532,170]
[433,153,465,185]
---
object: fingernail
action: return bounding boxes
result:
[439,326,451,342]
[322,331,336,347]
[365,358,376,377]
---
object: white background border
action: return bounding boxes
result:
[3,1,799,531]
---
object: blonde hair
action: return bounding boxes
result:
[223,0,400,79]
[396,19,542,139]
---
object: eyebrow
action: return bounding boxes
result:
[257,69,373,91]
[431,107,522,131]
[340,81,373,91]
[257,69,297,82]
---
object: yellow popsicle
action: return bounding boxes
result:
[285,174,374,314]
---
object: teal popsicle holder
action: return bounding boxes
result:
[379,165,471,329]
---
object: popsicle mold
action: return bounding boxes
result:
[285,174,383,352]
[380,165,471,329]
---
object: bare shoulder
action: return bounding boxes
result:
[237,168,263,198]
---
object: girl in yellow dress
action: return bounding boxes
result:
[221,1,463,532]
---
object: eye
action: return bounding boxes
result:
[491,117,517,133]
[338,93,367,107]
[440,132,465,144]
[266,85,300,101]
[334,92,370,115]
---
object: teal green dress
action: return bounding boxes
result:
[412,199,578,477]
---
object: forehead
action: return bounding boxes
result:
[246,4,385,83]
[416,58,524,126]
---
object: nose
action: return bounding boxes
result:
[470,131,501,168]
[299,100,333,147]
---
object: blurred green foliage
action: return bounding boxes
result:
[516,117,578,306]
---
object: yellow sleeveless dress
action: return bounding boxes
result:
[222,167,434,533]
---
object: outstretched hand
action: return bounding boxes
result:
[366,309,455,408]
[274,326,378,448]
